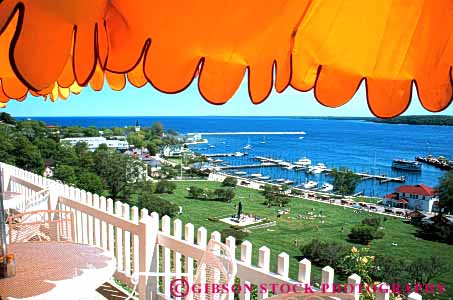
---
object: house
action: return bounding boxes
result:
[61,136,129,151]
[383,184,439,212]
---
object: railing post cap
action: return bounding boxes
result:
[348,273,361,281]
[259,245,270,252]
[300,258,311,264]
[407,292,422,300]
[322,266,334,272]
[278,252,289,258]
[241,240,252,247]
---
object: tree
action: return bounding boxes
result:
[84,126,100,137]
[127,132,145,148]
[213,188,235,202]
[330,167,361,195]
[102,128,113,138]
[0,129,16,164]
[222,176,238,187]
[138,194,179,217]
[112,127,126,136]
[406,256,446,283]
[96,151,146,199]
[13,135,44,173]
[77,171,105,195]
[146,141,159,156]
[54,142,79,166]
[74,142,94,171]
[438,170,453,214]
[53,164,78,185]
[348,225,384,244]
[151,122,164,137]
[0,112,15,125]
[188,186,203,199]
[154,179,176,194]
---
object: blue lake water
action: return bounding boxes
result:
[20,116,453,197]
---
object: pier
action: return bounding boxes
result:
[204,152,248,158]
[324,169,406,183]
[416,156,452,170]
[219,162,278,170]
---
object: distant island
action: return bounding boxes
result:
[289,115,453,126]
[367,115,453,126]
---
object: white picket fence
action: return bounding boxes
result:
[0,162,423,300]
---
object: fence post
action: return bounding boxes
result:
[347,274,361,300]
[298,258,311,286]
[258,246,270,300]
[1,166,10,193]
[48,182,60,211]
[321,266,334,292]
[240,241,252,300]
[138,214,155,300]
[375,283,390,300]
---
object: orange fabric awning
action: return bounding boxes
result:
[0,0,452,117]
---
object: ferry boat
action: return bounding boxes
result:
[391,159,422,171]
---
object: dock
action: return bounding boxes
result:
[324,169,406,183]
[219,162,278,170]
[204,152,248,158]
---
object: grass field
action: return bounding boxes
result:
[138,181,452,293]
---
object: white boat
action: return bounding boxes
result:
[285,165,295,170]
[303,180,318,189]
[284,180,295,185]
[298,137,304,139]
[235,171,247,175]
[319,183,333,192]
[312,163,327,174]
[234,152,245,157]
[258,176,271,180]
[213,159,223,163]
[243,138,252,150]
[275,179,286,183]
[260,136,266,144]
[307,166,316,173]
[250,173,262,178]
[295,157,311,166]
[209,145,215,148]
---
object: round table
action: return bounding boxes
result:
[1,192,24,211]
[0,242,116,300]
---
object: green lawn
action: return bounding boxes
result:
[151,181,452,293]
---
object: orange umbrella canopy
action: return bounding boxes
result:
[0,0,452,117]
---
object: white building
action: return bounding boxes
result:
[384,184,439,212]
[60,137,129,151]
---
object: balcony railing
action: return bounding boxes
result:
[0,162,423,300]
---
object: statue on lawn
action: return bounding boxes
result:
[237,200,243,220]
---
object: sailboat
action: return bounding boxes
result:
[260,136,266,144]
[243,137,252,150]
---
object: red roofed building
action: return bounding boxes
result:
[384,184,439,212]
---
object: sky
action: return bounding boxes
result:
[3,80,453,117]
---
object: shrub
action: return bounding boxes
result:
[348,225,384,245]
[222,176,238,187]
[300,239,348,268]
[187,186,203,198]
[138,194,179,217]
[220,228,249,244]
[154,179,176,194]
[361,217,382,228]
[213,188,235,202]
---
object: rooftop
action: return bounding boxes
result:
[396,184,436,196]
